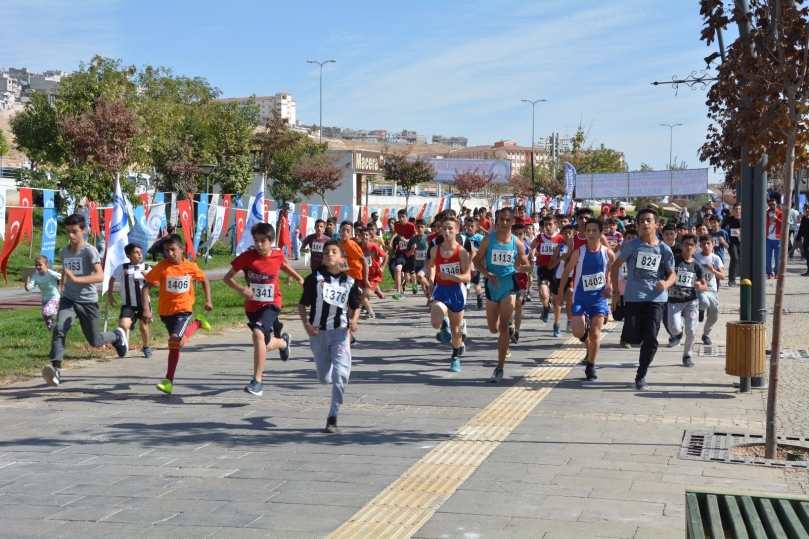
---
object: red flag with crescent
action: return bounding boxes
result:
[277,210,291,252]
[300,204,309,218]
[18,188,33,243]
[87,200,101,238]
[139,193,150,219]
[381,208,390,226]
[600,203,612,217]
[222,195,232,235]
[235,209,246,244]
[361,207,368,225]
[176,199,197,259]
[417,203,427,220]
[333,205,341,220]
[1,207,29,282]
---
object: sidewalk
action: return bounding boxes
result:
[0,267,805,538]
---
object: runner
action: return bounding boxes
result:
[549,224,575,337]
[473,207,531,382]
[531,217,563,324]
[665,234,708,366]
[612,227,638,348]
[301,219,330,271]
[338,221,369,344]
[605,208,676,390]
[25,255,61,332]
[407,219,431,304]
[462,217,484,309]
[427,215,472,372]
[298,240,362,433]
[604,218,623,252]
[108,243,153,358]
[392,210,417,300]
[694,234,724,346]
[511,223,532,343]
[708,215,729,266]
[141,234,213,395]
[44,214,128,387]
[557,219,615,381]
[766,198,782,278]
[360,227,388,318]
[722,203,742,286]
[223,222,304,396]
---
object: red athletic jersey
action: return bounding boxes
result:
[479,218,492,231]
[427,232,440,245]
[434,243,462,286]
[394,222,417,253]
[515,217,533,226]
[535,233,563,267]
[362,243,387,283]
[572,233,588,251]
[230,248,285,312]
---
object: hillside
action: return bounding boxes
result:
[0,105,26,168]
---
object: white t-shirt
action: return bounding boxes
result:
[694,251,724,292]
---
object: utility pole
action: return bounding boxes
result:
[306,59,336,143]
[521,99,546,212]
[661,123,682,204]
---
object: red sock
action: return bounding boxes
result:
[184,320,201,340]
[166,340,181,382]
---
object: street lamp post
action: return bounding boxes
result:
[660,123,682,205]
[521,99,546,212]
[199,164,217,197]
[307,59,336,143]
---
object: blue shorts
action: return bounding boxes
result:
[571,299,610,319]
[485,274,519,303]
[432,283,467,313]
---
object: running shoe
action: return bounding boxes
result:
[490,367,504,383]
[350,335,356,345]
[513,329,520,344]
[620,340,632,349]
[412,284,418,295]
[579,319,590,343]
[508,319,516,339]
[450,357,461,372]
[194,313,211,331]
[634,378,649,391]
[279,333,291,361]
[476,294,483,310]
[325,416,338,433]
[541,306,550,323]
[460,318,467,338]
[42,365,60,387]
[440,317,452,344]
[505,349,511,358]
[143,346,153,358]
[524,291,532,302]
[702,334,712,345]
[156,379,173,394]
[667,335,680,348]
[458,344,466,356]
[566,320,573,333]
[360,307,368,316]
[682,355,695,368]
[367,311,376,319]
[393,292,403,301]
[699,310,705,322]
[244,378,264,396]
[584,363,598,382]
[113,328,128,358]
[553,323,562,338]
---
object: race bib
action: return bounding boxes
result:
[398,239,408,251]
[490,250,514,266]
[638,252,661,272]
[63,258,83,274]
[706,272,715,286]
[712,237,720,246]
[250,283,275,301]
[339,259,349,271]
[581,272,605,292]
[620,263,628,278]
[539,243,556,256]
[323,282,349,309]
[364,255,373,266]
[415,249,427,261]
[439,262,460,275]
[731,228,741,237]
[166,275,191,294]
[676,270,695,288]
[311,242,324,253]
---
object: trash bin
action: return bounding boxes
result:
[726,321,766,377]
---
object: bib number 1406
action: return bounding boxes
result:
[166,276,190,293]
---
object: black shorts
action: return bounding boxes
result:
[548,275,561,296]
[161,312,193,338]
[403,256,415,274]
[246,305,281,345]
[471,271,481,286]
[537,266,556,285]
[119,306,144,322]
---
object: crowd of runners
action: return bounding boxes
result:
[24,198,809,433]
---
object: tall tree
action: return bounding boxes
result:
[485,182,511,209]
[296,153,349,214]
[382,145,436,209]
[508,173,534,201]
[452,168,494,208]
[700,0,809,459]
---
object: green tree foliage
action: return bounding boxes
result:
[519,159,566,199]
[9,92,64,170]
[296,152,349,214]
[54,56,137,119]
[565,126,626,174]
[381,145,436,209]
[0,130,10,158]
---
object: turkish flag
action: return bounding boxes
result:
[381,208,390,226]
[222,194,232,234]
[300,204,309,218]
[18,188,33,243]
[264,199,270,215]
[87,200,101,238]
[104,208,112,249]
[417,203,427,220]
[176,199,197,259]
[361,207,368,225]
[235,209,246,244]
[600,203,612,216]
[1,207,29,282]
[332,205,341,220]
[277,210,291,252]
[139,193,150,219]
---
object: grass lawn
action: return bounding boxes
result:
[0,267,397,384]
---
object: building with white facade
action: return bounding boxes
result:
[215,93,296,126]
[449,140,546,174]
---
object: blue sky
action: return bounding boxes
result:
[3,1,728,180]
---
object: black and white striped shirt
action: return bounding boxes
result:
[299,267,361,330]
[112,262,151,309]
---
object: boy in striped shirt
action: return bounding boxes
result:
[108,243,153,358]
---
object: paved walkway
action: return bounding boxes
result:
[0,266,806,538]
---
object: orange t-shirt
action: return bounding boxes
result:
[143,258,206,316]
[339,239,365,281]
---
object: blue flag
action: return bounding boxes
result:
[40,190,57,264]
[127,219,150,254]
[234,195,243,209]
[563,162,576,214]
[341,205,351,222]
[194,194,208,254]
[309,204,319,221]
[155,192,167,231]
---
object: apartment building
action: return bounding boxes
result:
[449,140,546,173]
[215,93,296,126]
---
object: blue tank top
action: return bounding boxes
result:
[573,245,609,304]
[485,234,518,279]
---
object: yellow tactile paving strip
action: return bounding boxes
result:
[328,322,616,539]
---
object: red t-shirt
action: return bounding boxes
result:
[535,233,563,267]
[479,218,493,231]
[515,217,533,226]
[394,222,417,253]
[572,233,588,251]
[230,248,285,312]
[362,243,387,283]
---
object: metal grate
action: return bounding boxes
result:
[680,430,809,469]
[695,345,726,357]
[780,349,809,359]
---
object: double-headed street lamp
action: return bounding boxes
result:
[521,99,546,212]
[306,59,336,143]
[660,123,681,205]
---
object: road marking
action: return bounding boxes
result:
[327,323,616,539]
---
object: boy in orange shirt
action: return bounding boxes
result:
[338,221,368,343]
[141,234,213,394]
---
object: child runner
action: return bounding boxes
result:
[531,217,563,324]
[694,234,724,345]
[391,210,417,299]
[141,234,213,394]
[298,240,362,433]
[473,207,531,382]
[461,217,484,309]
[301,219,331,271]
[613,227,639,348]
[407,219,431,305]
[604,218,624,252]
[511,223,532,343]
[224,223,304,396]
[44,214,128,387]
[666,234,708,366]
[25,255,61,331]
[108,243,153,358]
[427,215,472,372]
[360,227,388,318]
[708,215,729,265]
[557,219,615,381]
[338,221,369,342]
[606,208,676,390]
[549,224,575,337]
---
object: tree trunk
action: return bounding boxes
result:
[404,193,410,215]
[320,194,330,217]
[765,130,796,459]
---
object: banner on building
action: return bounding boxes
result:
[573,168,709,199]
[427,158,511,183]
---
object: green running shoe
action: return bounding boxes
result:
[194,313,211,331]
[156,379,173,394]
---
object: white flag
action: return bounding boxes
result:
[103,174,131,296]
[169,193,178,226]
[146,203,166,246]
[207,193,219,232]
[0,189,6,240]
[236,191,264,254]
[199,204,226,252]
